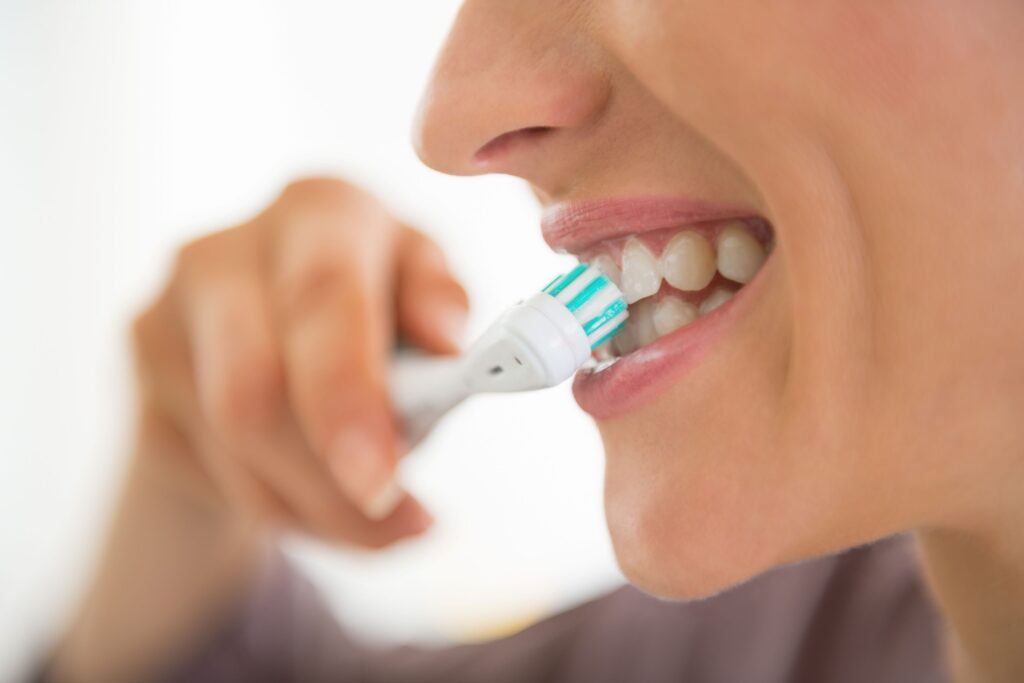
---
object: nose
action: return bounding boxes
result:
[413,1,610,192]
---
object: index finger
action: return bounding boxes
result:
[270,181,405,520]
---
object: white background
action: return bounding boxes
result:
[0,1,622,677]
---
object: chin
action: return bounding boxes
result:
[602,439,781,601]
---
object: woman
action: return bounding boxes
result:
[42,1,1024,681]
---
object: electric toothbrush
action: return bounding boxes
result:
[390,262,628,447]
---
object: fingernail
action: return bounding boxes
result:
[328,428,398,518]
[363,480,406,521]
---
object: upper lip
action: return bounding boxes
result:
[541,196,758,254]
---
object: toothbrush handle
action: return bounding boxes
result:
[389,350,469,449]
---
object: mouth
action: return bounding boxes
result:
[542,197,774,418]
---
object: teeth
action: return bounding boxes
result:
[628,300,658,347]
[653,297,698,336]
[620,238,661,303]
[591,254,623,290]
[660,232,716,291]
[611,322,638,356]
[592,342,614,361]
[699,286,734,315]
[716,222,765,284]
[581,221,770,358]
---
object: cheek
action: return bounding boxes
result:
[594,256,912,598]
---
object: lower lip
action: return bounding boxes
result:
[572,260,771,419]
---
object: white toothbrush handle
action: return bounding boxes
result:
[389,350,470,449]
[388,291,596,448]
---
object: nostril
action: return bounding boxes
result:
[473,126,555,165]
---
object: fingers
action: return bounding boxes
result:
[230,415,431,547]
[176,235,304,521]
[174,227,429,545]
[271,185,407,520]
[138,253,298,529]
[394,226,470,355]
[195,429,295,529]
[253,422,434,547]
[142,180,463,549]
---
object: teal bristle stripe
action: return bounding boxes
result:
[566,274,608,312]
[546,263,587,297]
[541,273,561,292]
[583,299,626,336]
[591,320,627,349]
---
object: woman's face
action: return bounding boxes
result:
[415,1,1024,597]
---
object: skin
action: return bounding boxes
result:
[420,1,1024,677]
[52,1,1024,682]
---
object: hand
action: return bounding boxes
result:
[130,178,469,548]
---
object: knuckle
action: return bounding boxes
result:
[274,178,393,241]
[407,271,469,313]
[172,236,211,276]
[402,226,448,269]
[245,496,281,525]
[130,307,159,354]
[278,176,364,211]
[129,302,178,379]
[171,235,218,285]
[435,276,470,308]
[172,228,248,284]
[276,256,355,323]
[205,350,285,438]
[235,484,290,528]
[399,229,466,305]
[128,311,158,381]
[256,500,292,529]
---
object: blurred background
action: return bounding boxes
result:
[0,1,622,678]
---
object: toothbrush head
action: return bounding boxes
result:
[462,262,629,393]
[540,262,629,350]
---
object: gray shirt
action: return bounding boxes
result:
[154,533,947,682]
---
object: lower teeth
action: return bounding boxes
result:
[594,285,738,361]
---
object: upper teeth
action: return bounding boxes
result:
[617,223,765,304]
[591,254,622,290]
[661,232,716,291]
[716,222,766,284]
[620,238,661,303]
